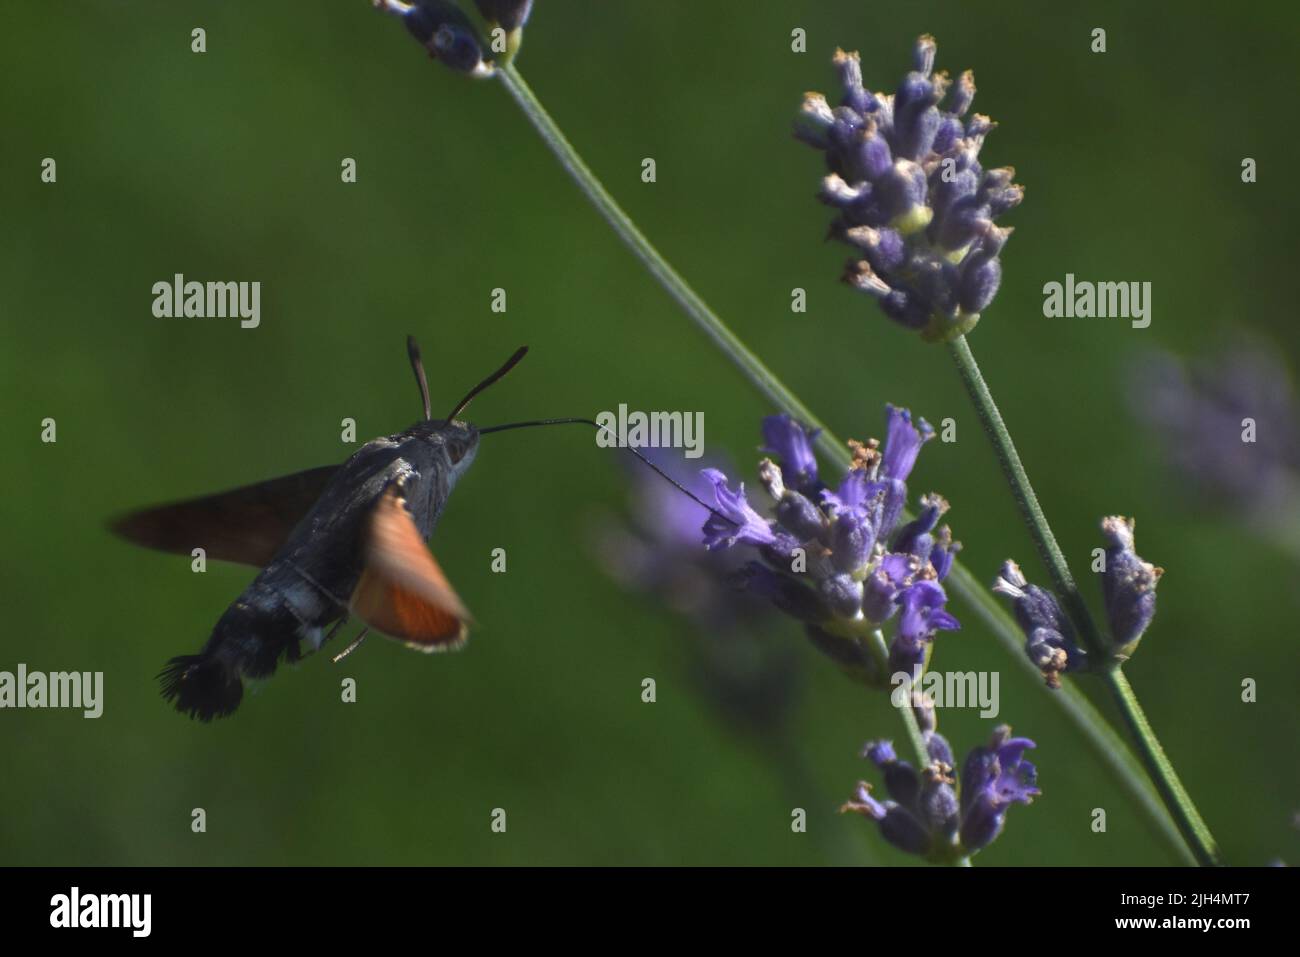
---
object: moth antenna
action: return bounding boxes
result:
[331,627,370,664]
[407,335,433,420]
[478,417,739,527]
[446,346,529,422]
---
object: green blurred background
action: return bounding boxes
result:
[2,1,1297,866]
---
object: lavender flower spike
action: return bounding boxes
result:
[797,36,1022,342]
[841,724,1040,862]
[701,409,960,689]
[1099,516,1162,658]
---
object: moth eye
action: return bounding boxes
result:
[449,440,467,464]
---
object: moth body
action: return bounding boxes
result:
[153,420,479,720]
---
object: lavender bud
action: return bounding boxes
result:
[398,1,491,76]
[881,289,930,330]
[794,93,836,149]
[925,728,955,766]
[843,259,893,299]
[818,173,869,208]
[820,572,864,619]
[912,34,937,75]
[828,106,866,153]
[993,560,1087,687]
[920,765,961,842]
[774,490,826,541]
[893,76,942,161]
[758,531,804,569]
[1100,516,1162,657]
[892,492,949,562]
[878,160,933,234]
[956,223,1011,315]
[830,510,876,573]
[851,123,894,182]
[833,48,875,114]
[949,70,976,116]
[862,567,900,623]
[879,805,934,856]
[844,226,906,272]
[929,526,960,581]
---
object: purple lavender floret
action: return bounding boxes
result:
[761,414,821,494]
[701,470,778,550]
[701,407,960,685]
[796,36,1022,342]
[841,724,1039,861]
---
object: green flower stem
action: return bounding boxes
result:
[1105,666,1221,866]
[495,62,1193,866]
[868,630,929,766]
[946,333,1220,866]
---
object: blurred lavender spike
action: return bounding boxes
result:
[1129,343,1300,558]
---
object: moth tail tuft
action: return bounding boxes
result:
[158,654,243,721]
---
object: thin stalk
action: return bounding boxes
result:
[896,692,932,771]
[868,630,929,767]
[946,333,1220,866]
[495,62,1193,865]
[1105,667,1221,867]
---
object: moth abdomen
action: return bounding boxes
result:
[158,654,243,722]
[159,589,333,720]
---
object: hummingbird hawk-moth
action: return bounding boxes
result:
[112,338,527,721]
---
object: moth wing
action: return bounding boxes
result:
[110,465,339,568]
[349,484,471,653]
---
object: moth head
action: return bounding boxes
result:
[404,336,521,485]
[440,421,480,481]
